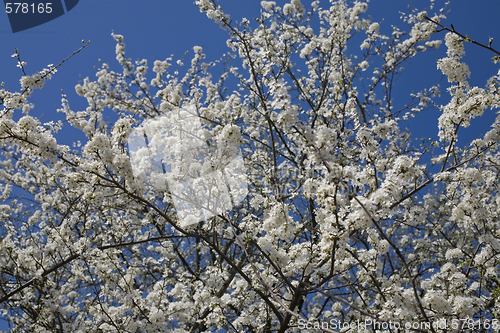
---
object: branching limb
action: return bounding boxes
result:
[425,16,500,56]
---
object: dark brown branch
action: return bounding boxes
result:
[425,16,500,56]
[352,197,436,333]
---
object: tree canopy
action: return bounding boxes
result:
[0,0,499,332]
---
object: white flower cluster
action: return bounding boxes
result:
[195,0,229,24]
[437,33,496,142]
[260,1,276,12]
[437,33,469,84]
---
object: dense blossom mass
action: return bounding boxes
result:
[0,0,499,332]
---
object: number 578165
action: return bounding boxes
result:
[5,3,52,14]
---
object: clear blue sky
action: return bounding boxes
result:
[1,0,499,144]
[0,1,498,148]
[0,0,499,330]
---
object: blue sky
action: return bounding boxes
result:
[0,0,498,148]
[0,0,499,330]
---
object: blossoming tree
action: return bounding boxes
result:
[1,0,499,332]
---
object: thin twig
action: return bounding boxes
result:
[425,16,500,56]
